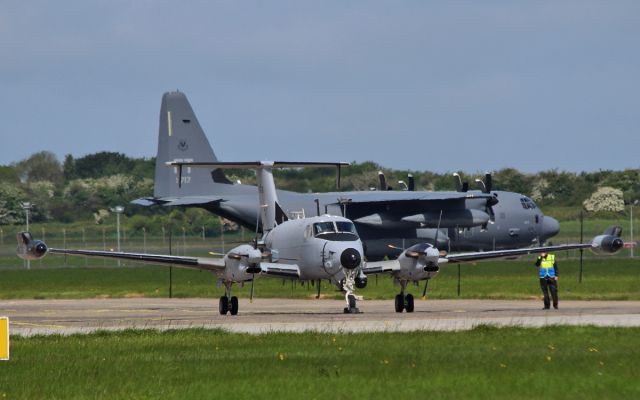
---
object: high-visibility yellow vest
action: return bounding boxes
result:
[539,254,556,278]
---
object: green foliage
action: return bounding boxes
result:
[14,150,63,185]
[71,151,154,180]
[2,150,639,225]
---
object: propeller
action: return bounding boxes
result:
[473,172,497,226]
[475,172,493,194]
[484,173,493,193]
[407,174,415,191]
[453,173,469,192]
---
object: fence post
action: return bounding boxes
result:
[63,228,67,267]
[182,227,186,255]
[82,228,87,266]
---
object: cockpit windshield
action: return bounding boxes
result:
[313,222,335,235]
[313,221,359,241]
[520,197,537,210]
[335,221,357,234]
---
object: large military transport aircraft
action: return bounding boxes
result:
[18,161,625,315]
[133,91,561,260]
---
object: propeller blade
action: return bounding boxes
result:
[407,174,415,191]
[421,278,429,300]
[475,179,487,193]
[461,181,469,192]
[485,172,493,193]
[453,173,462,192]
[378,171,387,191]
[249,275,255,303]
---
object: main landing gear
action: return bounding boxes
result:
[219,282,239,316]
[394,280,414,313]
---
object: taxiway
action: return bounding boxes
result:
[2,298,640,336]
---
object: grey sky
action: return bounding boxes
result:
[1,1,638,173]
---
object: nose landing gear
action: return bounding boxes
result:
[342,270,361,314]
[394,280,415,313]
[219,282,239,315]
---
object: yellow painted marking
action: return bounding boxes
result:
[11,321,66,329]
[1,317,9,360]
[167,111,173,136]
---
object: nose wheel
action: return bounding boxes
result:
[219,282,239,315]
[342,270,361,314]
[395,281,415,313]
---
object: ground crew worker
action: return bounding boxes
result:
[535,252,558,309]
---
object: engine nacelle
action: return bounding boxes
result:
[590,234,624,255]
[16,232,48,260]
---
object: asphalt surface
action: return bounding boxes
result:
[2,298,640,336]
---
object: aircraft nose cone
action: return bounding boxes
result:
[541,216,560,239]
[340,248,361,270]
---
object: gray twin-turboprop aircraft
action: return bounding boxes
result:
[17,160,625,315]
[133,91,562,261]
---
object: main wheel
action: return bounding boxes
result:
[394,294,404,313]
[219,296,229,315]
[230,296,239,315]
[405,293,415,313]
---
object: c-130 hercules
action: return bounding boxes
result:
[133,91,561,261]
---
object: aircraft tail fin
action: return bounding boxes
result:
[154,91,231,198]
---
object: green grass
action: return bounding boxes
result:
[1,257,638,301]
[1,327,639,399]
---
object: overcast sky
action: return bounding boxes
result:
[1,1,638,173]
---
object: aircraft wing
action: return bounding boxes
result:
[441,243,592,264]
[258,262,301,279]
[47,248,226,271]
[361,260,401,275]
[342,191,495,204]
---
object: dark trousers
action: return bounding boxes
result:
[539,277,558,309]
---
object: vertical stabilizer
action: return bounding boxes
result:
[154,91,231,198]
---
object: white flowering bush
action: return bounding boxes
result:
[583,187,625,213]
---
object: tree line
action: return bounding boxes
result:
[1,151,638,228]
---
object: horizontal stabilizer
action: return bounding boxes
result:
[165,161,349,169]
[131,196,223,208]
